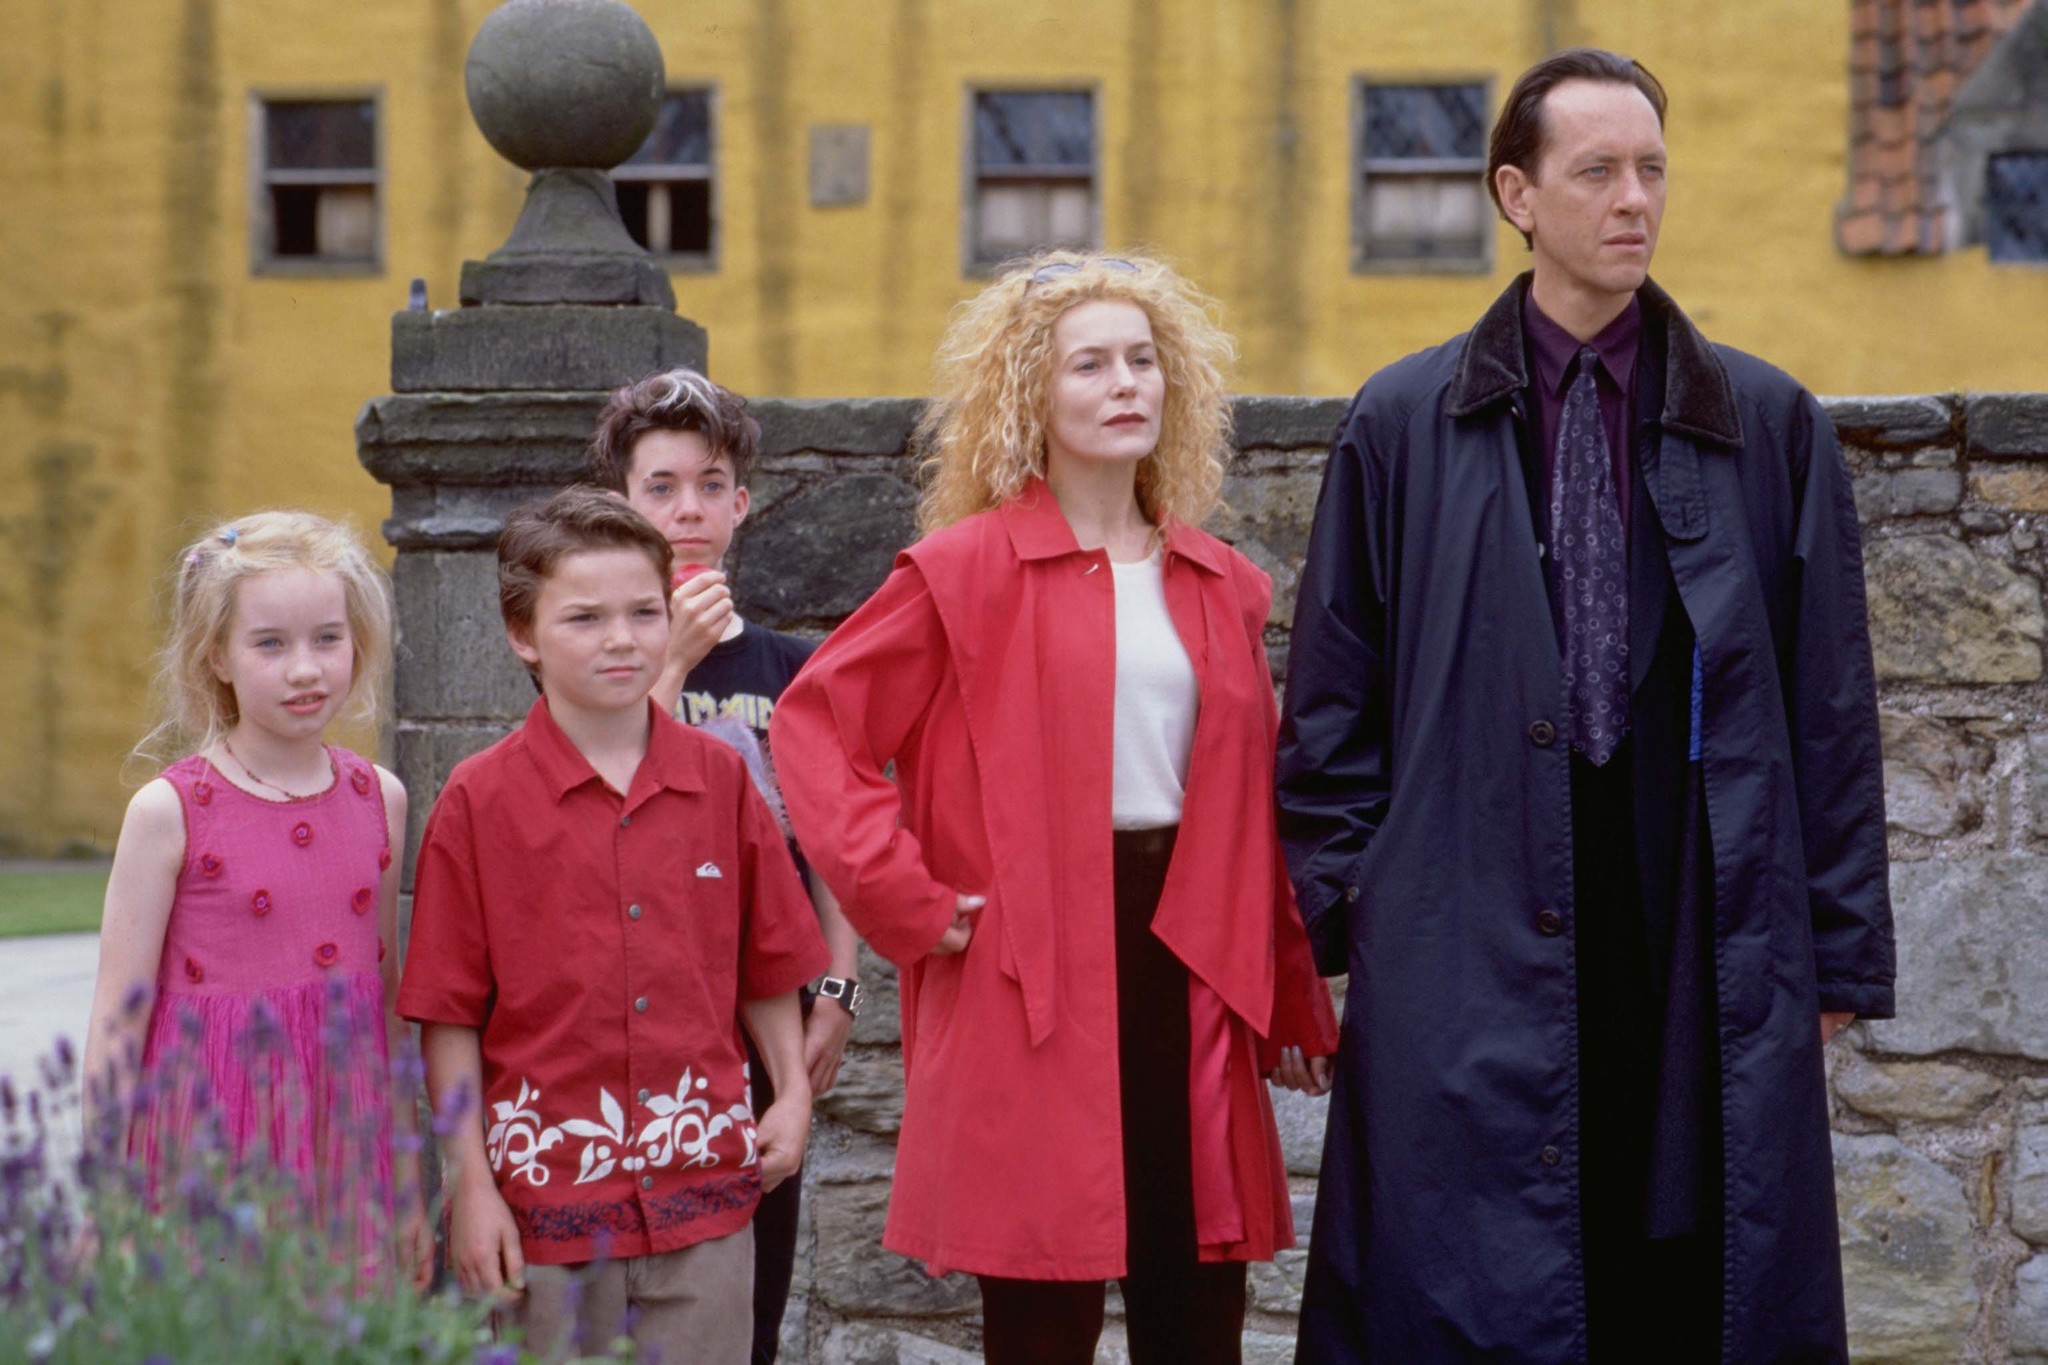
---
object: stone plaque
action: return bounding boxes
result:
[809,123,870,207]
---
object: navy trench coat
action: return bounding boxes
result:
[1278,276,1894,1363]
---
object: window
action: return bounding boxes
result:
[616,91,715,266]
[1985,151,2048,263]
[968,90,1097,269]
[253,97,379,272]
[1354,81,1491,272]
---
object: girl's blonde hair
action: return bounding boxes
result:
[915,249,1237,533]
[138,511,394,765]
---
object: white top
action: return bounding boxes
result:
[1110,551,1200,829]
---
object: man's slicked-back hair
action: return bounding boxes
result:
[1487,47,1669,246]
[586,367,762,493]
[497,485,675,655]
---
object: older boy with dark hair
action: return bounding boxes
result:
[401,486,828,1364]
[587,369,861,1364]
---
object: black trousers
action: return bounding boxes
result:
[1571,750,1722,1364]
[744,991,811,1365]
[978,826,1247,1365]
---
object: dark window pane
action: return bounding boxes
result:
[617,180,653,249]
[976,91,1093,171]
[626,91,712,168]
[1363,84,1487,161]
[1987,151,2048,263]
[266,100,375,171]
[667,181,713,254]
[271,184,320,255]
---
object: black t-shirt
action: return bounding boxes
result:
[676,623,817,737]
[675,622,819,881]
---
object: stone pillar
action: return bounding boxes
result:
[357,0,705,865]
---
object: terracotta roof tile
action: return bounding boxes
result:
[1836,0,2039,255]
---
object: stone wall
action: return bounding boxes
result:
[711,392,2048,1364]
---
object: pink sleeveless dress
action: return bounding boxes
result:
[132,747,396,1255]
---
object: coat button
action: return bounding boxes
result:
[1539,1145,1563,1168]
[628,903,643,920]
[1529,720,1556,747]
[634,996,649,1013]
[1536,910,1564,936]
[1344,885,1361,904]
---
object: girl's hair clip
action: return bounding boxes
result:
[217,526,240,547]
[184,550,203,569]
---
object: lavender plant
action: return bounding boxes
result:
[0,1000,634,1365]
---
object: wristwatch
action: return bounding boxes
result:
[816,976,863,1020]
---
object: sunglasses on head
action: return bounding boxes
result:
[1024,257,1141,290]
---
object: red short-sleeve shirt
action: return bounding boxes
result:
[399,697,827,1265]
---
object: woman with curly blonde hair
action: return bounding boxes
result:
[772,250,1340,1363]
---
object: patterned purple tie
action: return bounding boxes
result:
[1550,346,1628,766]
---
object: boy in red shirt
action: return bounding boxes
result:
[400,487,827,1363]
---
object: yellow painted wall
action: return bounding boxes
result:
[4,0,2046,854]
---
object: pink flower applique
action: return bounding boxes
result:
[378,847,393,872]
[184,957,204,983]
[313,942,339,968]
[350,768,372,796]
[199,853,223,878]
[192,781,213,806]
[377,937,387,963]
[250,889,273,917]
[351,886,374,915]
[291,821,313,848]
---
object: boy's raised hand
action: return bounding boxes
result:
[449,1169,526,1301]
[755,1091,812,1193]
[649,570,735,715]
[668,570,733,671]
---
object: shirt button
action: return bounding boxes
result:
[1537,910,1564,936]
[634,996,649,1013]
[620,814,632,828]
[1344,885,1361,904]
[1529,720,1557,747]
[641,1175,654,1190]
[628,903,643,920]
[638,1087,651,1103]
[1539,1145,1563,1168]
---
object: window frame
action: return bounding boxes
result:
[247,89,385,278]
[612,85,719,273]
[1983,149,2048,266]
[960,83,1102,277]
[1350,74,1495,276]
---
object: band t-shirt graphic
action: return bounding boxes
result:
[677,623,818,860]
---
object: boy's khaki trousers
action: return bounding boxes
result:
[515,1224,755,1364]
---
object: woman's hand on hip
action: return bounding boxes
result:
[930,893,986,955]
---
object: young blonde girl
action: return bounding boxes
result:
[81,511,428,1285]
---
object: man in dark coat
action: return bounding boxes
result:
[1277,49,1894,1364]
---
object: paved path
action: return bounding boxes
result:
[0,932,99,1092]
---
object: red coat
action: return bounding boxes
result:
[771,481,1339,1280]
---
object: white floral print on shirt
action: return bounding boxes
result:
[486,1068,757,1187]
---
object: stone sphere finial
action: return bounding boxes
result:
[466,0,666,172]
